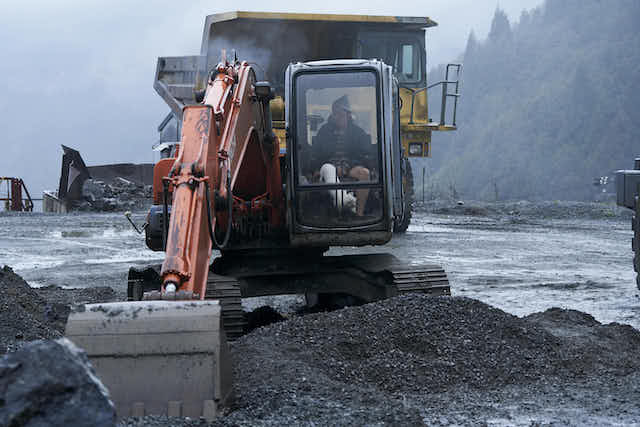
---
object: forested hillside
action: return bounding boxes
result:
[424,0,640,201]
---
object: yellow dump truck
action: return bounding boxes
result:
[154,11,461,231]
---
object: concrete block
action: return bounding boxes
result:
[203,400,217,421]
[131,402,145,417]
[168,401,182,417]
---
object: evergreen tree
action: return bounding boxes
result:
[488,8,512,42]
[427,0,640,201]
[463,31,478,62]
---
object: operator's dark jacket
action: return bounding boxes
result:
[312,116,374,171]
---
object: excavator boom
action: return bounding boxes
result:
[157,59,282,298]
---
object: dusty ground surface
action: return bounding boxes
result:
[1,200,639,425]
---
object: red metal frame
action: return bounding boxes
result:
[0,177,33,212]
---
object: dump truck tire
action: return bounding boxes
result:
[393,158,414,233]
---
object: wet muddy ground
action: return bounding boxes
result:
[1,200,639,425]
[0,201,636,327]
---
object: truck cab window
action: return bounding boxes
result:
[359,36,423,84]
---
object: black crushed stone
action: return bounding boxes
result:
[3,266,638,425]
[0,265,117,354]
[0,266,62,353]
[207,295,640,426]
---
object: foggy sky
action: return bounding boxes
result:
[0,0,544,195]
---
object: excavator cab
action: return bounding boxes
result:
[286,60,394,239]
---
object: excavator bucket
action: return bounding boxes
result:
[65,300,232,420]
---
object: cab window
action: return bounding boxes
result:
[292,70,384,227]
[359,37,423,84]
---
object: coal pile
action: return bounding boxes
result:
[77,177,152,211]
[0,266,63,353]
[215,295,640,426]
[0,266,118,354]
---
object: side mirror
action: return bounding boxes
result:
[255,81,275,101]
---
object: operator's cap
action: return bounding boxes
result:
[332,95,352,113]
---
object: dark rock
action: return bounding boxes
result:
[0,338,116,427]
[82,179,106,202]
[102,198,118,211]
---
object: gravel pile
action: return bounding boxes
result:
[0,266,118,354]
[207,295,640,426]
[0,266,63,353]
[34,284,119,309]
[4,265,639,425]
[525,307,640,376]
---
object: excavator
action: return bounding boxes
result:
[65,12,460,420]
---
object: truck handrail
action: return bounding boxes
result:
[425,63,462,127]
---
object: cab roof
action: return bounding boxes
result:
[205,11,438,29]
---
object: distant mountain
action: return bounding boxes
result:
[424,0,640,201]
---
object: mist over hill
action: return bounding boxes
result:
[423,0,640,201]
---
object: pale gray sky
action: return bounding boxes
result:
[0,0,544,194]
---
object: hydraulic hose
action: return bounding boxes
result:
[205,169,233,249]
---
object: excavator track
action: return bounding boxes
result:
[333,254,450,297]
[388,264,450,296]
[205,274,245,340]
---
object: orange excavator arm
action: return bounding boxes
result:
[159,58,283,299]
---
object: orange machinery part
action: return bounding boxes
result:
[157,59,284,298]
